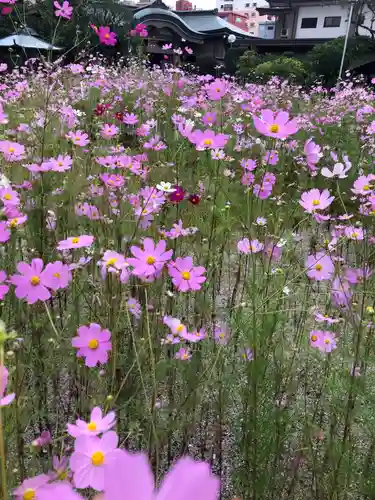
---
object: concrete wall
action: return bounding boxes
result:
[295,3,350,38]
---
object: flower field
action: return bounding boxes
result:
[1,54,375,499]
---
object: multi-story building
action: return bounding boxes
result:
[217,11,250,32]
[175,0,193,10]
[215,0,275,36]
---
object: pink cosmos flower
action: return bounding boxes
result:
[202,112,216,126]
[47,456,72,482]
[241,172,255,186]
[304,139,322,170]
[253,109,299,139]
[162,43,172,49]
[128,238,173,278]
[10,259,51,304]
[314,312,340,324]
[49,155,72,172]
[0,365,15,407]
[175,347,192,360]
[38,483,81,500]
[97,26,117,46]
[54,0,72,19]
[43,261,72,291]
[101,123,119,139]
[67,406,116,438]
[100,173,125,189]
[127,298,141,318]
[263,240,282,262]
[188,129,228,150]
[163,315,187,337]
[0,187,20,206]
[181,327,207,343]
[98,250,127,280]
[207,79,227,100]
[344,226,364,241]
[0,222,10,243]
[240,158,257,171]
[70,431,121,490]
[299,189,334,213]
[104,450,219,500]
[253,183,272,199]
[0,271,9,300]
[214,323,230,345]
[13,474,50,500]
[168,256,206,292]
[237,238,264,254]
[123,113,138,125]
[263,151,278,166]
[306,252,334,281]
[351,174,375,195]
[344,266,372,285]
[309,330,337,353]
[32,430,52,448]
[0,140,24,161]
[331,276,352,310]
[66,130,90,147]
[57,235,94,250]
[72,323,112,367]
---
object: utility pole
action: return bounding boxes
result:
[338,0,357,82]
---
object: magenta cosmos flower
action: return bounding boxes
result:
[104,450,219,500]
[10,259,51,304]
[188,129,228,150]
[0,221,10,243]
[97,26,117,46]
[128,238,173,278]
[253,109,299,139]
[14,474,50,500]
[72,323,112,367]
[66,130,90,147]
[43,261,72,291]
[0,365,15,407]
[70,431,121,490]
[57,235,94,250]
[206,78,227,100]
[54,0,72,18]
[299,189,334,213]
[67,406,116,437]
[306,252,334,281]
[168,257,206,292]
[0,270,9,300]
[309,330,337,353]
[237,238,264,254]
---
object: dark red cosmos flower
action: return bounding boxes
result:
[115,112,124,121]
[188,194,200,205]
[169,185,185,203]
[1,7,13,15]
[94,103,110,116]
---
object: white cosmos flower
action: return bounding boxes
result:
[0,174,10,188]
[156,182,176,193]
[321,162,351,179]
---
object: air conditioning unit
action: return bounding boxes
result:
[280,28,289,38]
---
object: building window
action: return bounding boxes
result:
[251,11,256,16]
[249,31,255,34]
[252,2,256,6]
[323,16,341,27]
[267,25,273,30]
[245,2,250,6]
[220,4,223,7]
[267,14,272,20]
[300,17,317,28]
[223,4,233,10]
[250,22,255,27]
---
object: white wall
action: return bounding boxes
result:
[295,4,350,38]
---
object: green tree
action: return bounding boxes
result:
[253,56,308,84]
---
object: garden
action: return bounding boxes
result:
[1,3,375,499]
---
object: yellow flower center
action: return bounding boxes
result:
[8,147,15,153]
[219,332,225,339]
[23,489,36,500]
[312,200,320,206]
[314,264,322,271]
[269,124,279,133]
[53,272,61,278]
[3,193,11,200]
[88,339,99,350]
[176,324,184,333]
[311,335,317,342]
[351,232,359,238]
[87,421,97,431]
[146,256,156,265]
[324,338,330,344]
[91,451,105,466]
[363,185,370,191]
[30,276,40,286]
[106,258,118,266]
[182,353,189,359]
[9,218,18,228]
[104,33,110,39]
[71,237,80,244]
[58,161,63,166]
[181,271,190,280]
[74,136,80,142]
[203,139,213,146]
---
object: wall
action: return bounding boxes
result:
[258,21,275,38]
[217,11,249,31]
[215,0,275,35]
[295,4,350,39]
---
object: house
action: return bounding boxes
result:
[215,0,276,36]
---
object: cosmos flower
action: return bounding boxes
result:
[104,449,219,500]
[49,154,72,172]
[57,235,94,250]
[163,315,187,337]
[213,323,230,345]
[206,78,227,100]
[43,261,72,291]
[98,250,127,280]
[54,0,72,19]
[72,323,112,367]
[101,123,119,139]
[70,431,121,490]
[309,330,337,353]
[10,259,51,304]
[168,256,206,292]
[253,109,299,139]
[127,297,142,319]
[67,406,116,438]
[66,130,90,147]
[344,226,364,240]
[299,189,334,213]
[305,252,334,281]
[0,222,10,243]
[188,129,228,150]
[128,238,173,278]
[237,238,264,254]
[175,348,192,360]
[321,162,351,179]
[97,26,117,46]
[0,365,15,407]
